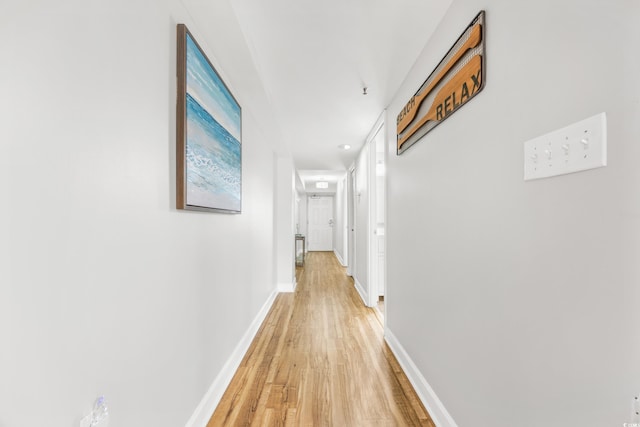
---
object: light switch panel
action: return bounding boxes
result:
[524,112,607,181]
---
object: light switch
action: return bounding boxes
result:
[523,112,607,181]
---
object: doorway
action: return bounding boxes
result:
[346,114,386,313]
[307,196,334,251]
[372,123,386,318]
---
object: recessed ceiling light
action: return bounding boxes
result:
[316,181,329,189]
[338,144,351,150]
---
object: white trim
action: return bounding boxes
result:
[354,277,369,307]
[384,327,458,427]
[185,289,279,427]
[334,249,346,266]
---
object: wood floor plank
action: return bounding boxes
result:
[208,252,433,426]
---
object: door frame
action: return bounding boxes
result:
[347,167,356,277]
[366,115,385,309]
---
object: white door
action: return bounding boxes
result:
[308,196,334,251]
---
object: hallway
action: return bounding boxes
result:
[208,252,434,426]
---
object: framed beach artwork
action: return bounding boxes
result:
[177,24,242,213]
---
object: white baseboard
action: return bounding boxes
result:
[384,328,458,427]
[333,249,346,266]
[354,278,368,306]
[277,281,296,293]
[185,289,279,427]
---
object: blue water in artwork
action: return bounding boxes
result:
[185,31,241,211]
[186,33,241,141]
[186,93,241,210]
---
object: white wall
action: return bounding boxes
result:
[0,1,283,426]
[294,172,304,236]
[294,193,300,234]
[275,156,296,291]
[296,192,308,239]
[386,1,640,426]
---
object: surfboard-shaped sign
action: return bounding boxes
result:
[397,11,485,154]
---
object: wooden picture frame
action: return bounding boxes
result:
[177,24,242,213]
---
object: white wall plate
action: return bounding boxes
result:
[524,112,607,181]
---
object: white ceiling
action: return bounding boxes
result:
[231,0,452,189]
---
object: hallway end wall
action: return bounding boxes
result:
[386,1,640,426]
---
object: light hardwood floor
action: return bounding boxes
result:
[208,251,434,426]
